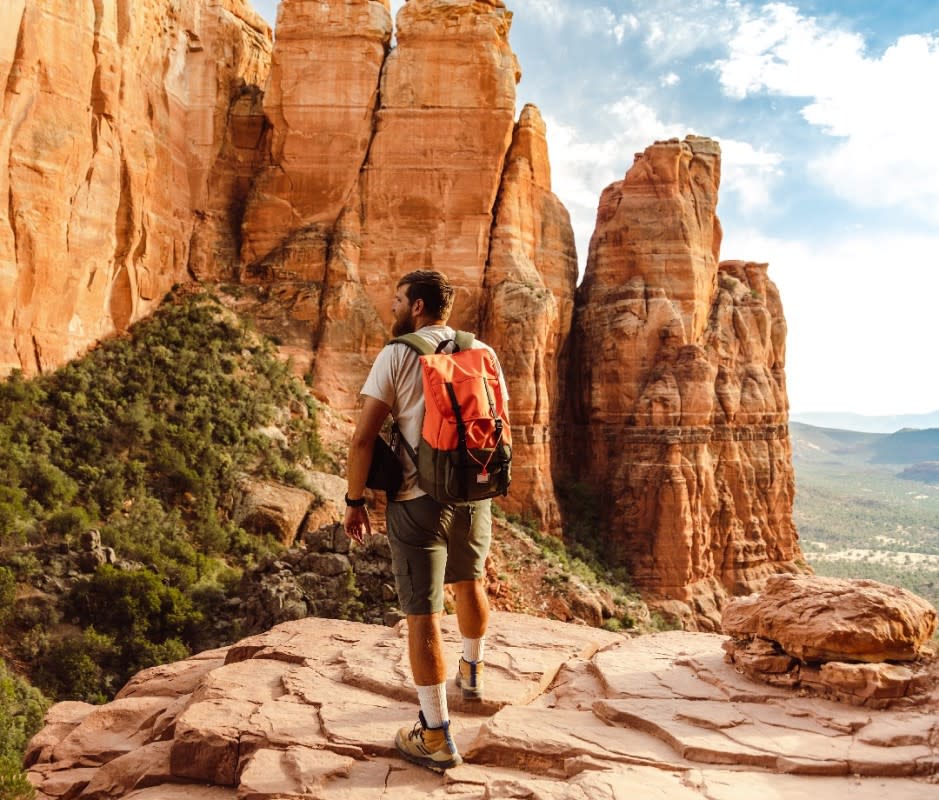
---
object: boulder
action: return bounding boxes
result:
[723,574,938,663]
[235,479,314,546]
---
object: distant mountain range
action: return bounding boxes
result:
[790,421,939,467]
[790,410,939,433]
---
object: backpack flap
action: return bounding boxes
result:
[417,347,512,502]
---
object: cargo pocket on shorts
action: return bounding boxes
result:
[392,563,414,613]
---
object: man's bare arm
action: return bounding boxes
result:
[344,395,391,544]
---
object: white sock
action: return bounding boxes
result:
[416,682,448,728]
[463,636,485,663]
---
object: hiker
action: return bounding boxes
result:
[343,269,509,772]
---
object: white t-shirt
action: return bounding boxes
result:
[360,325,508,501]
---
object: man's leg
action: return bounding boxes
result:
[387,498,460,771]
[453,579,488,639]
[447,500,492,700]
[407,612,446,689]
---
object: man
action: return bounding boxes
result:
[343,270,505,772]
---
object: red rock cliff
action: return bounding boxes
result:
[0,4,805,626]
[0,0,271,375]
[565,136,805,629]
[481,104,578,530]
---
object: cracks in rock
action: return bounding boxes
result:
[567,730,680,774]
[30,335,42,374]
[314,703,329,743]
[4,2,28,98]
[6,181,17,265]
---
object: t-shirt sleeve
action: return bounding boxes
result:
[361,345,397,407]
[487,346,510,403]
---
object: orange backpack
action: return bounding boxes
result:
[392,331,511,503]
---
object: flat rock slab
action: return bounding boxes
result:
[26,612,938,799]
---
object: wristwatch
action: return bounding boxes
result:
[345,494,366,508]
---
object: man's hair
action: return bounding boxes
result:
[397,270,455,321]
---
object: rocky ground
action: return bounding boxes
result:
[25,611,938,800]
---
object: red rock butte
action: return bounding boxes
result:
[0,0,806,624]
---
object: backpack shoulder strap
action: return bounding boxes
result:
[388,333,435,356]
[389,331,477,355]
[453,330,475,352]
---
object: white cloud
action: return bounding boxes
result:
[717,138,784,212]
[611,14,640,44]
[629,0,743,62]
[716,3,864,100]
[544,95,783,267]
[660,72,681,87]
[513,1,666,45]
[721,227,939,415]
[716,4,939,221]
[522,0,568,26]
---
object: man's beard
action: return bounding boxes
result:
[392,314,415,337]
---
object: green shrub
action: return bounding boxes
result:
[35,628,116,703]
[0,658,51,787]
[45,506,91,537]
[0,756,36,800]
[0,568,14,622]
[0,292,332,701]
[66,565,202,646]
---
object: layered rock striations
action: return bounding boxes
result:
[481,104,578,530]
[0,0,271,375]
[566,137,804,629]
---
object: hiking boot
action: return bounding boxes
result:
[455,658,483,700]
[394,711,462,772]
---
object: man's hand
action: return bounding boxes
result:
[344,504,371,545]
[344,395,391,545]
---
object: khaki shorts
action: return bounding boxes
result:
[386,495,492,616]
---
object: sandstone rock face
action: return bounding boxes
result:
[239,0,393,275]
[26,613,939,799]
[723,574,938,663]
[357,0,519,329]
[0,0,271,376]
[565,137,803,629]
[480,104,578,530]
[307,0,522,410]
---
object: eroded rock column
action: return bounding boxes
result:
[482,105,577,531]
[566,137,805,629]
[308,0,522,410]
[239,0,392,279]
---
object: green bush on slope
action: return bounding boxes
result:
[0,291,324,701]
[0,657,50,800]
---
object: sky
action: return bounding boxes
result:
[252,1,939,417]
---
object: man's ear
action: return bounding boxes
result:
[411,298,424,317]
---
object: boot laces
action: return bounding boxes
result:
[408,719,426,743]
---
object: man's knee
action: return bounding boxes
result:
[407,612,441,641]
[453,579,487,600]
